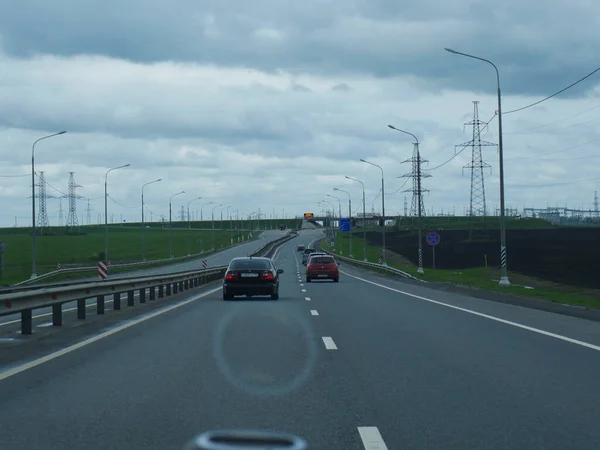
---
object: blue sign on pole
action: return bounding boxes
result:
[426,231,440,246]
[339,218,351,232]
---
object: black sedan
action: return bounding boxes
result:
[222,257,284,300]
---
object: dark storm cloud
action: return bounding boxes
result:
[1,0,598,97]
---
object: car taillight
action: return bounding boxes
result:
[307,264,314,269]
[225,272,239,280]
[261,272,275,280]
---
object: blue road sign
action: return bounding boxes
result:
[426,231,440,246]
[339,218,351,232]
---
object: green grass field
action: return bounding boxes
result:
[322,231,600,310]
[0,225,253,286]
[392,216,562,231]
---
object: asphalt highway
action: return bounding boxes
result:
[1,229,600,449]
[0,230,286,329]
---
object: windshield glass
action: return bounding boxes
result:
[229,259,272,270]
[310,257,335,264]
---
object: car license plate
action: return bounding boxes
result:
[241,273,258,277]
[317,274,328,277]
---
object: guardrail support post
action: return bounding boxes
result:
[21,310,33,335]
[149,286,156,300]
[52,304,62,326]
[158,285,164,298]
[184,279,189,290]
[179,281,184,291]
[166,283,172,296]
[173,282,179,294]
[128,290,134,307]
[97,295,105,315]
[114,292,121,310]
[77,299,86,319]
[140,288,146,303]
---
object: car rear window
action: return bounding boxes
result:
[310,256,336,264]
[229,259,272,270]
[303,248,316,254]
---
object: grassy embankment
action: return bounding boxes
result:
[0,224,255,286]
[321,217,600,309]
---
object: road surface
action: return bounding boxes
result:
[0,230,286,328]
[1,229,600,449]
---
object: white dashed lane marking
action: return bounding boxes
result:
[358,427,388,450]
[322,337,338,350]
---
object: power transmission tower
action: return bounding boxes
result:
[400,144,431,217]
[66,172,82,232]
[403,197,408,217]
[457,101,495,217]
[36,171,50,231]
[594,191,599,218]
[86,199,92,225]
[58,199,64,226]
[180,206,185,221]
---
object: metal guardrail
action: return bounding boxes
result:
[10,232,266,288]
[0,231,297,335]
[318,243,422,282]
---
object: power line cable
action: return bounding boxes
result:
[35,173,68,196]
[506,175,600,188]
[107,193,137,209]
[508,136,600,160]
[503,66,600,115]
[505,102,600,135]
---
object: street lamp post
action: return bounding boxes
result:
[105,164,130,266]
[211,204,222,250]
[327,194,342,223]
[445,47,510,286]
[219,205,230,248]
[169,191,185,257]
[187,197,202,230]
[141,178,161,261]
[334,188,352,257]
[360,159,387,265]
[225,206,232,245]
[320,200,336,248]
[186,197,202,255]
[30,131,67,278]
[200,201,213,225]
[345,176,367,261]
[317,203,329,240]
[388,125,425,274]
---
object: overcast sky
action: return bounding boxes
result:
[1,0,599,227]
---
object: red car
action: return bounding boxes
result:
[306,255,339,282]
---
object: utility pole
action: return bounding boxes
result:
[457,101,495,216]
[86,199,92,225]
[390,125,430,274]
[36,171,50,233]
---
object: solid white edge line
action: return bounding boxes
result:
[322,336,338,350]
[310,310,319,316]
[341,270,600,353]
[358,426,388,450]
[0,287,221,382]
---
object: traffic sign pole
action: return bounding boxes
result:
[425,231,441,270]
